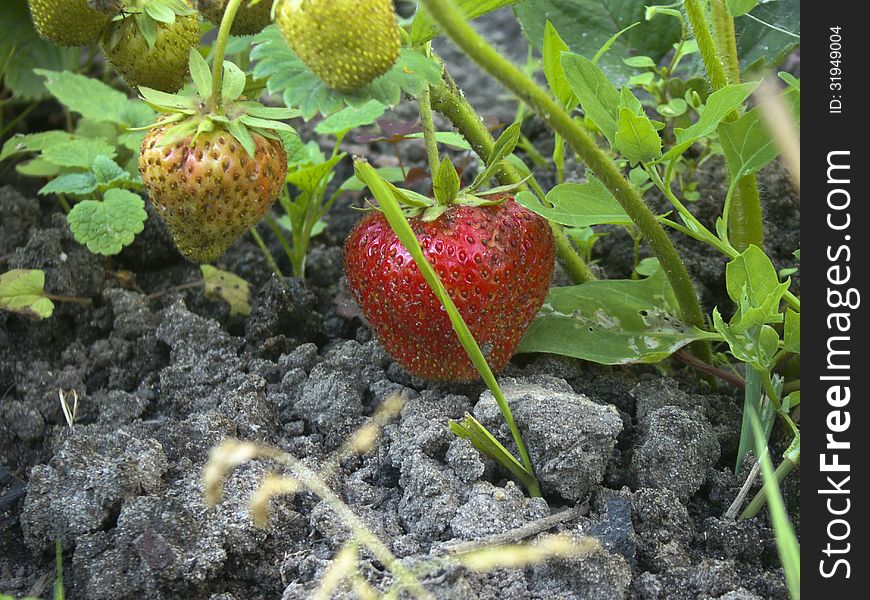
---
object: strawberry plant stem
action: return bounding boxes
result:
[210,0,245,112]
[684,0,763,251]
[428,68,596,284]
[249,227,284,278]
[421,0,706,337]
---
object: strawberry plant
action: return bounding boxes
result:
[1,0,801,595]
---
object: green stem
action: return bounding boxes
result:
[210,0,245,112]
[250,226,284,278]
[739,455,799,520]
[428,64,595,284]
[417,44,442,179]
[684,0,763,251]
[421,0,705,335]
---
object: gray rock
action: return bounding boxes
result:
[295,366,365,450]
[450,480,549,541]
[631,488,695,573]
[630,406,720,501]
[21,433,167,551]
[278,342,319,373]
[445,437,486,484]
[398,452,463,541]
[529,544,632,600]
[389,391,471,464]
[474,377,623,500]
[588,497,636,566]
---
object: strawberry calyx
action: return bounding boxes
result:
[104,0,196,51]
[365,122,528,222]
[136,49,299,157]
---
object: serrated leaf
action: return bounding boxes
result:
[38,173,97,196]
[252,27,442,120]
[515,177,631,227]
[286,154,345,193]
[41,139,117,168]
[222,61,247,103]
[517,268,717,364]
[560,53,621,145]
[660,82,759,162]
[314,100,387,135]
[613,106,661,164]
[1,131,80,163]
[67,189,146,256]
[35,70,132,124]
[91,156,129,184]
[0,269,55,320]
[200,265,251,316]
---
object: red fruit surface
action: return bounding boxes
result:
[344,199,555,381]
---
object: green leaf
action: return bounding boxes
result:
[515,0,683,85]
[725,245,782,309]
[138,86,197,111]
[719,88,800,180]
[1,131,79,163]
[144,0,177,23]
[727,0,759,17]
[200,265,251,316]
[238,102,300,120]
[40,139,117,169]
[469,122,521,191]
[623,55,656,68]
[410,0,521,44]
[778,71,800,91]
[135,11,159,49]
[275,215,327,238]
[560,53,621,145]
[613,106,661,164]
[433,158,460,205]
[221,61,247,103]
[286,154,345,193]
[449,414,538,491]
[226,120,257,157]
[656,98,688,118]
[660,82,759,162]
[0,269,54,320]
[252,27,442,120]
[517,268,717,364]
[189,49,213,98]
[783,308,800,354]
[67,189,147,256]
[405,131,472,150]
[16,158,61,177]
[735,0,800,74]
[543,21,574,107]
[314,100,387,135]
[35,70,135,125]
[239,115,296,132]
[515,177,631,227]
[39,173,97,196]
[91,156,129,185]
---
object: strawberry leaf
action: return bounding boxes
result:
[39,173,97,197]
[0,269,54,320]
[67,189,147,256]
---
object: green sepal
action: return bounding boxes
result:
[421,205,450,222]
[433,157,460,205]
[226,120,257,157]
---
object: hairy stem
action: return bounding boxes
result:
[211,0,245,112]
[429,66,596,284]
[684,0,763,251]
[421,0,705,334]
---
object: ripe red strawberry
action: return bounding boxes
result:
[344,198,555,381]
[139,126,287,262]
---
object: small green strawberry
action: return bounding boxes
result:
[101,0,200,92]
[28,0,113,46]
[275,0,400,92]
[196,0,272,36]
[137,50,298,262]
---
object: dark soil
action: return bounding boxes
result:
[0,9,799,600]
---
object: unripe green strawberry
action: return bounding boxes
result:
[344,199,555,381]
[101,8,200,92]
[197,0,273,36]
[139,126,288,262]
[276,0,400,92]
[28,0,111,46]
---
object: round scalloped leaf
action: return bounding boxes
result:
[251,25,442,120]
[67,189,147,255]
